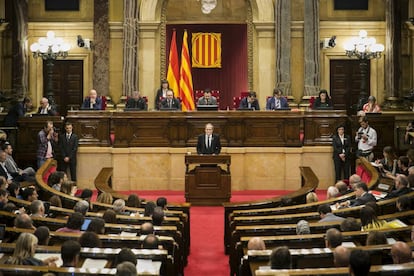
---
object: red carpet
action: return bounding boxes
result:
[87,189,327,275]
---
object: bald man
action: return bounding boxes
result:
[247,237,266,250]
[82,89,102,110]
[333,246,350,267]
[391,241,412,264]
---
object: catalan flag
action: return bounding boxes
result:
[179,30,195,111]
[192,32,222,68]
[167,29,180,98]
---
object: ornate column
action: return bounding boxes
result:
[0,0,8,90]
[274,0,291,96]
[122,0,139,96]
[303,0,320,98]
[93,0,109,96]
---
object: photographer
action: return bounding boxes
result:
[37,121,58,169]
[355,116,377,161]
[404,120,414,145]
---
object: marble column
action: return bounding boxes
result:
[122,0,139,96]
[274,0,291,95]
[0,0,7,90]
[12,0,28,97]
[303,0,320,97]
[93,0,110,96]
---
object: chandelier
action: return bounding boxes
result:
[199,0,217,14]
[30,31,71,59]
[344,30,384,60]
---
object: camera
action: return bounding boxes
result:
[357,131,364,139]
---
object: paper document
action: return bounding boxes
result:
[82,258,108,269]
[34,253,63,267]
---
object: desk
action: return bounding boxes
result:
[185,154,231,205]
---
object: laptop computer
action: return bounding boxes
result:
[196,105,219,111]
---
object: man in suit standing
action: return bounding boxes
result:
[160,90,181,110]
[82,89,103,110]
[239,91,260,110]
[197,123,221,155]
[332,125,351,181]
[59,122,78,181]
[266,88,289,110]
[197,89,217,106]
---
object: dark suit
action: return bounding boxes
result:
[350,192,376,207]
[383,187,410,200]
[332,134,351,181]
[160,98,181,110]
[82,97,103,110]
[239,97,260,110]
[0,163,11,181]
[125,97,147,110]
[197,134,221,155]
[4,102,27,127]
[266,96,289,110]
[155,88,169,109]
[59,132,79,181]
[37,105,58,116]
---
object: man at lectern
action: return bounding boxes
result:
[197,123,221,155]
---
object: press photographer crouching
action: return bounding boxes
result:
[355,117,377,162]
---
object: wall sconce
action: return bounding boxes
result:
[321,36,336,49]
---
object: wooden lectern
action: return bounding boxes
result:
[185,154,231,205]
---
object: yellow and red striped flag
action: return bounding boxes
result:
[179,30,195,111]
[167,29,180,98]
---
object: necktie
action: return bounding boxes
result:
[67,134,71,141]
[208,136,211,148]
[275,99,280,109]
[168,100,172,108]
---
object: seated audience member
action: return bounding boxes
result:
[340,182,375,208]
[383,175,410,200]
[197,88,217,106]
[49,195,62,208]
[391,241,412,264]
[0,176,8,190]
[313,89,332,109]
[396,195,411,212]
[296,220,310,235]
[156,197,168,210]
[115,248,137,266]
[160,90,181,110]
[326,186,339,199]
[56,212,84,233]
[409,166,414,175]
[79,189,93,202]
[366,230,387,246]
[375,146,398,174]
[386,156,410,180]
[61,240,81,267]
[116,261,137,276]
[47,171,66,191]
[247,237,266,250]
[6,233,57,266]
[349,249,371,276]
[333,246,350,267]
[21,187,38,202]
[87,218,106,234]
[3,97,33,127]
[125,90,147,110]
[60,180,77,196]
[96,192,113,211]
[15,213,36,230]
[317,204,345,223]
[7,182,20,198]
[141,222,154,235]
[325,228,342,249]
[82,89,102,110]
[2,142,35,182]
[335,180,352,196]
[0,188,8,209]
[340,217,361,232]
[29,200,45,218]
[349,174,361,190]
[126,194,141,208]
[113,199,130,215]
[102,209,117,223]
[239,91,260,110]
[152,206,165,226]
[365,201,380,215]
[360,206,387,231]
[34,226,50,246]
[306,192,318,203]
[269,246,291,269]
[144,201,156,217]
[142,234,159,249]
[73,200,89,216]
[79,231,102,248]
[362,95,381,113]
[37,97,58,115]
[266,88,289,110]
